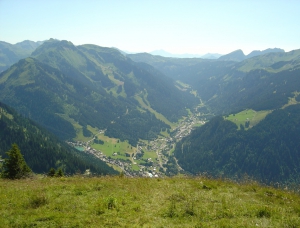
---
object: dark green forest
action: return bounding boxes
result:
[174,104,300,184]
[0,102,117,175]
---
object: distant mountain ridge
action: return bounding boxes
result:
[0,40,43,72]
[219,48,285,61]
[149,49,222,59]
[149,50,203,58]
[14,40,44,51]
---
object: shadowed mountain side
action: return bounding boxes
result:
[0,101,117,175]
[174,104,300,184]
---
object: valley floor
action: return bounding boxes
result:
[1,176,300,227]
[67,106,206,177]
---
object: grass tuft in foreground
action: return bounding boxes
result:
[0,176,300,227]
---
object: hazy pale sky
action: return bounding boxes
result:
[1,0,299,55]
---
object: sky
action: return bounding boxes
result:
[0,0,299,55]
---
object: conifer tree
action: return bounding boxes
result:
[2,144,32,179]
[47,168,56,177]
[55,168,64,177]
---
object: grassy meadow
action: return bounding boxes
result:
[91,134,135,159]
[225,109,271,130]
[1,176,300,227]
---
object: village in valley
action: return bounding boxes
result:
[67,108,206,177]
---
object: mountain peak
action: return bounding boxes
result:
[247,48,285,58]
[14,40,43,51]
[218,49,245,61]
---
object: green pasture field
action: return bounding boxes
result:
[91,134,135,159]
[225,109,272,129]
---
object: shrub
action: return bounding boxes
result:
[55,168,64,177]
[256,207,271,218]
[106,196,117,210]
[28,194,48,209]
[47,168,56,177]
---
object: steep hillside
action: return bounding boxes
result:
[206,66,300,114]
[174,104,300,184]
[129,50,300,115]
[0,39,197,145]
[77,44,198,121]
[0,57,168,145]
[0,101,117,175]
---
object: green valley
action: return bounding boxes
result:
[1,38,300,185]
[1,3,300,227]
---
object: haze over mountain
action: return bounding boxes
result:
[0,40,43,72]
[1,38,300,184]
[219,48,285,62]
[149,50,221,59]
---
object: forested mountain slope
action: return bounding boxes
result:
[0,39,197,145]
[129,49,300,115]
[0,102,117,175]
[0,57,167,145]
[129,48,300,184]
[174,104,300,184]
[205,66,300,114]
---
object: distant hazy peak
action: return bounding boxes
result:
[219,48,285,62]
[201,53,223,59]
[218,49,245,62]
[14,40,44,51]
[247,48,285,58]
[149,50,204,58]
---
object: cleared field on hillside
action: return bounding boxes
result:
[225,109,272,129]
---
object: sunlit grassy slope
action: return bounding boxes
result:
[135,91,175,128]
[1,176,300,227]
[237,49,300,73]
[225,109,272,129]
